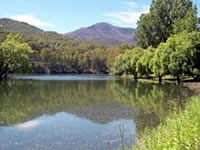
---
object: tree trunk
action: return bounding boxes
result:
[0,65,9,81]
[158,76,162,84]
[0,72,8,81]
[133,72,138,81]
[194,76,200,82]
[177,75,181,85]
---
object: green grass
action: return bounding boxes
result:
[132,96,200,150]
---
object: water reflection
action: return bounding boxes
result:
[0,80,137,126]
[112,80,194,133]
[0,76,195,150]
[17,120,41,129]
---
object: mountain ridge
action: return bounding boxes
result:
[66,22,136,45]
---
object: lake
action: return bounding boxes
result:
[0,75,195,150]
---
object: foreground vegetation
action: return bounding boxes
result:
[133,96,200,150]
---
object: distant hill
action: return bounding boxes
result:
[66,23,136,45]
[0,18,73,42]
[0,18,43,36]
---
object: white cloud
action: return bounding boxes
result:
[104,2,149,28]
[123,2,138,9]
[104,12,142,27]
[11,15,56,28]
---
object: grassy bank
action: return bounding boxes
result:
[132,96,200,150]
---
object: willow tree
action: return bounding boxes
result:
[136,47,155,77]
[0,34,33,81]
[167,32,200,84]
[150,43,171,84]
[111,47,144,79]
[187,31,200,81]
[129,47,144,80]
[111,54,127,76]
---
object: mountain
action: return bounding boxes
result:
[0,18,73,42]
[0,18,43,36]
[66,22,136,45]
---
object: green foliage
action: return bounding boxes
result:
[0,33,33,80]
[106,44,135,72]
[133,96,200,150]
[136,47,155,77]
[167,31,200,82]
[186,31,200,81]
[27,32,132,74]
[173,8,199,34]
[111,0,200,84]
[150,43,171,82]
[135,0,196,48]
[149,31,200,83]
[35,37,109,74]
[88,48,107,73]
[111,46,156,79]
[129,47,144,78]
[111,54,127,76]
[111,47,144,78]
[106,46,122,71]
[112,29,200,84]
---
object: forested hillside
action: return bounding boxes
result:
[0,18,134,74]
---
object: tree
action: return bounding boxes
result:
[111,47,144,79]
[168,51,188,85]
[186,31,200,81]
[136,47,155,77]
[166,32,200,84]
[106,46,122,72]
[106,44,134,72]
[135,0,196,48]
[150,43,171,84]
[173,8,199,34]
[90,48,107,73]
[129,47,144,79]
[0,34,33,81]
[111,54,127,76]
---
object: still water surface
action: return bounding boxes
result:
[0,75,195,150]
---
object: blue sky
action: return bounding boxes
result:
[1,0,200,33]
